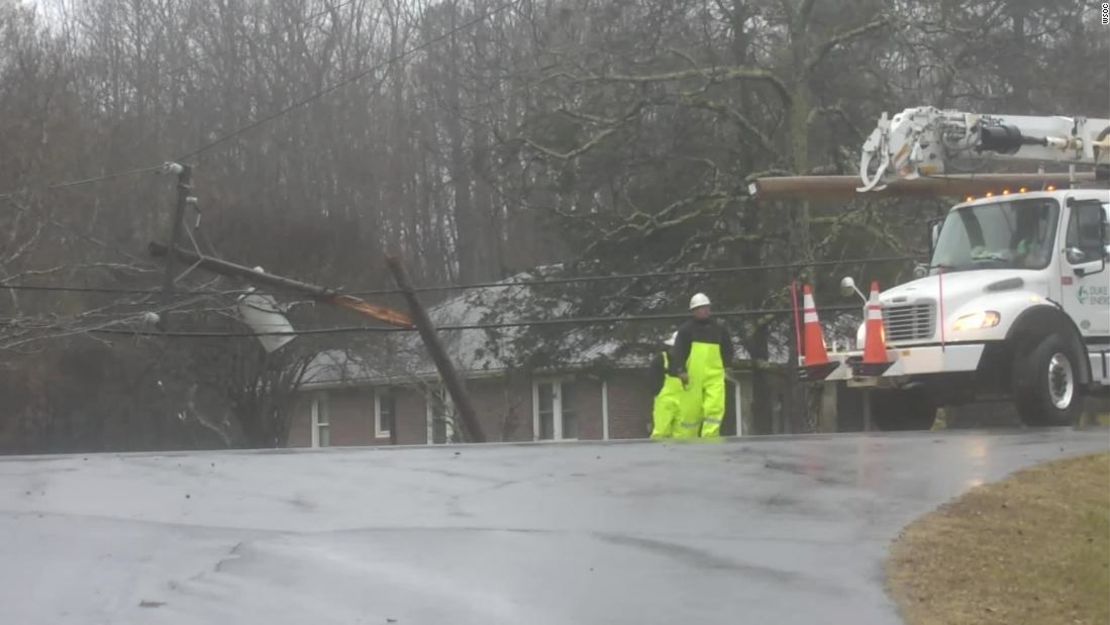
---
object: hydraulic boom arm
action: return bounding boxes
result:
[858,106,1110,191]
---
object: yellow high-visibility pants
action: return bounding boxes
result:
[651,389,681,439]
[673,374,701,440]
[675,341,726,439]
[699,375,726,438]
[652,351,686,439]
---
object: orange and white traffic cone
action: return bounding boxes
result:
[801,285,839,380]
[855,280,893,377]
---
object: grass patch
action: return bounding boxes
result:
[888,453,1110,625]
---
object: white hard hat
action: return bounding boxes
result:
[663,331,677,347]
[689,293,711,310]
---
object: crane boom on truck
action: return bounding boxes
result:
[857,106,1110,191]
[769,107,1110,430]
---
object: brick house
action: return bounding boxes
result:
[286,354,733,447]
[288,274,773,447]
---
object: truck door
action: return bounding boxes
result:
[1059,199,1110,342]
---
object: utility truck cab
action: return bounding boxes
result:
[754,106,1110,428]
[832,188,1110,428]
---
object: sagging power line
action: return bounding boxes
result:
[0,165,163,204]
[0,283,233,296]
[362,255,920,296]
[89,304,864,339]
[0,254,918,297]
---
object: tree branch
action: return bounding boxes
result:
[806,17,890,75]
[521,127,620,161]
[683,96,782,159]
[579,192,738,259]
[579,66,791,107]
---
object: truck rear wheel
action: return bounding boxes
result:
[870,389,937,431]
[1012,334,1085,426]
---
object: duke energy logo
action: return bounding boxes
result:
[1078,286,1110,307]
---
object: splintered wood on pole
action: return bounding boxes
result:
[148,242,414,328]
[385,255,485,444]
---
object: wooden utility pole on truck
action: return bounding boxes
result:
[749,172,1097,202]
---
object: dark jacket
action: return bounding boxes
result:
[669,318,735,376]
[649,350,670,396]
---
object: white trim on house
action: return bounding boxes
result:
[310,392,330,448]
[532,378,578,441]
[531,381,541,441]
[426,390,436,444]
[374,388,394,440]
[425,385,454,445]
[601,380,610,441]
[734,378,744,437]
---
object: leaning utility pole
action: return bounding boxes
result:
[386,255,485,443]
[160,163,193,294]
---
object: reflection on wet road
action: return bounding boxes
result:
[0,429,1106,625]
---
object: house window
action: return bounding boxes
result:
[374,389,395,439]
[533,380,578,441]
[311,393,330,448]
[426,386,455,444]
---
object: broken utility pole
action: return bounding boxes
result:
[148,243,413,328]
[161,163,193,294]
[148,243,483,443]
[154,163,193,333]
[386,255,485,444]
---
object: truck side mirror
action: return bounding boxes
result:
[1066,247,1087,265]
[840,276,856,296]
[840,276,867,303]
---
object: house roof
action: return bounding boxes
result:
[302,269,861,388]
[302,268,648,388]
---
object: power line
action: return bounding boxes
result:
[90,305,863,338]
[0,283,229,296]
[0,254,919,297]
[177,0,522,162]
[372,255,920,296]
[0,165,163,203]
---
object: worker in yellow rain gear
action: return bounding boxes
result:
[670,293,734,439]
[650,332,684,439]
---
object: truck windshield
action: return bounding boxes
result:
[931,198,1060,272]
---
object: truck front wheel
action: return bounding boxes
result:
[1012,334,1085,426]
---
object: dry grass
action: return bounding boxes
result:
[888,453,1110,625]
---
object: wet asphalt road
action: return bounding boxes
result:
[0,428,1107,625]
